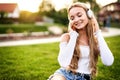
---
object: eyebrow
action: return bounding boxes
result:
[69,11,82,18]
[77,12,82,15]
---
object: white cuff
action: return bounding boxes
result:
[69,31,79,38]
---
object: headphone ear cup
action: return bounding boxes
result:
[87,9,93,18]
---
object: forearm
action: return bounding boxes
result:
[58,31,78,67]
[96,30,114,66]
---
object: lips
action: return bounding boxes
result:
[74,20,82,27]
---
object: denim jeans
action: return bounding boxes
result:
[48,68,91,80]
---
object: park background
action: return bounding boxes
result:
[0,0,120,80]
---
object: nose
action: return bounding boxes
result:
[73,17,79,25]
[73,16,79,23]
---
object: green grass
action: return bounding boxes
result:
[0,23,67,34]
[0,42,60,80]
[0,36,120,80]
[94,35,120,80]
[0,24,48,34]
[111,22,120,28]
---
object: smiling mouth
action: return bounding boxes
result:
[74,20,82,26]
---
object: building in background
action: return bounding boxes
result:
[0,3,19,18]
[0,3,20,24]
[98,2,120,23]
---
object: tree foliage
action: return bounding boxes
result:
[39,0,68,25]
[39,0,54,15]
[45,9,68,25]
[0,11,6,18]
[0,11,14,24]
[19,11,38,23]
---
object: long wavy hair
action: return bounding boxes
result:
[67,2,100,76]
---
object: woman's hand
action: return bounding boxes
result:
[91,14,100,33]
[68,22,75,32]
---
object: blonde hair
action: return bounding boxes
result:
[68,2,100,76]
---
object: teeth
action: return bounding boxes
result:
[74,21,82,26]
[79,21,82,23]
[75,23,78,25]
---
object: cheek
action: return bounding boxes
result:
[83,19,89,27]
[85,18,89,24]
[83,15,89,24]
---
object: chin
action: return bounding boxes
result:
[76,27,86,31]
[76,27,84,29]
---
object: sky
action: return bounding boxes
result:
[96,0,117,7]
[0,0,118,12]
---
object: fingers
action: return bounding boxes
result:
[91,15,100,32]
[68,22,75,32]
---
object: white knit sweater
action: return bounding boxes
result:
[58,30,114,74]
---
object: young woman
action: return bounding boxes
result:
[48,2,114,80]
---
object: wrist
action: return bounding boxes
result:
[69,31,79,38]
[94,30,101,36]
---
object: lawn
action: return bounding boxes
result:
[0,42,60,80]
[0,24,48,34]
[0,35,120,80]
[0,23,66,34]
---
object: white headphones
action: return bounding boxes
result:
[87,9,93,19]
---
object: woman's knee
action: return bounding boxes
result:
[50,75,66,80]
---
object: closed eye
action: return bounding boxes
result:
[77,13,82,17]
[70,16,74,20]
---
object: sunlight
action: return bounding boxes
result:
[96,0,117,7]
[0,0,118,12]
[17,0,42,12]
[51,0,73,11]
[0,0,42,12]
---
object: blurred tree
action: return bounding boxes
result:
[0,11,6,18]
[38,0,68,25]
[118,0,120,2]
[0,11,14,24]
[19,11,38,23]
[45,8,68,25]
[39,0,54,16]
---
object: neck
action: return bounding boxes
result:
[77,28,88,46]
[78,28,87,36]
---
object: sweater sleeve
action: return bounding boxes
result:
[95,30,114,66]
[58,31,78,67]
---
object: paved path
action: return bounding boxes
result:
[101,28,120,37]
[0,28,120,47]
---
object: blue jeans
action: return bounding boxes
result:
[48,68,91,80]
